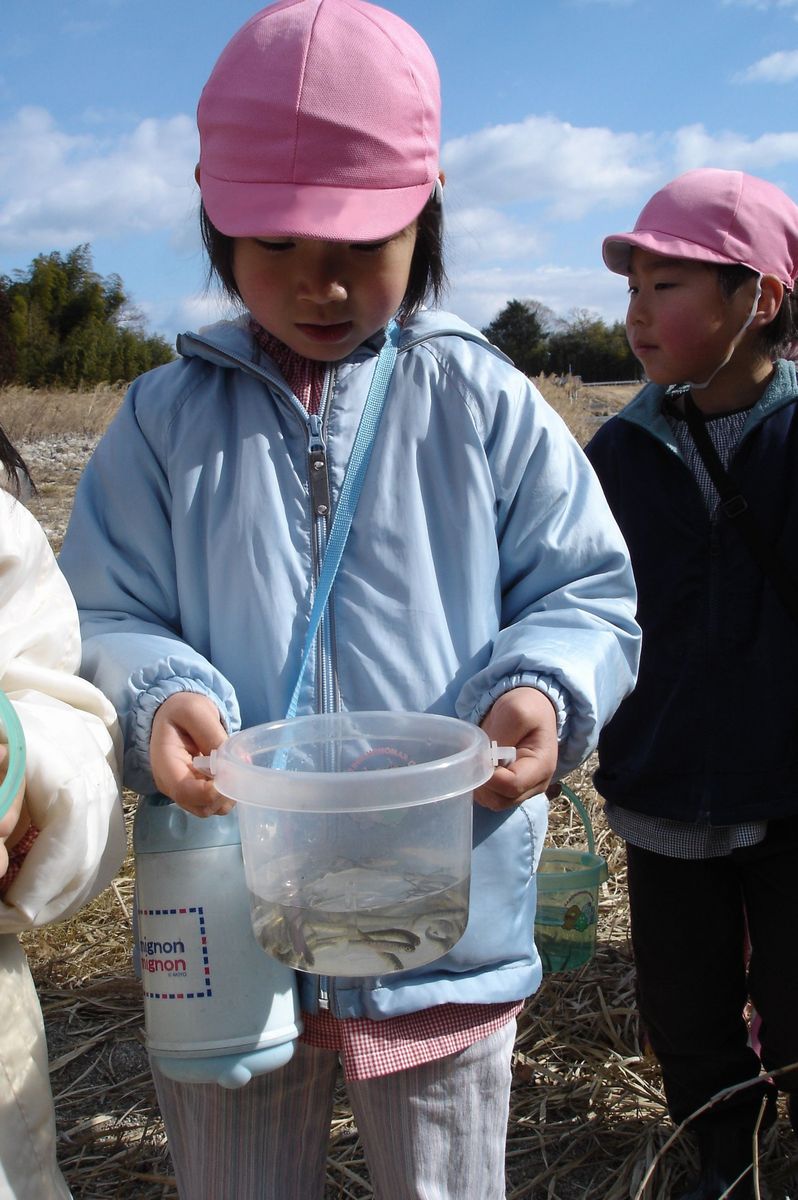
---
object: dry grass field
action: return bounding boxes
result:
[3,378,797,1199]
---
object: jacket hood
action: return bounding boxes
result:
[176,310,510,371]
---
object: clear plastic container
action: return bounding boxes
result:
[200,712,501,977]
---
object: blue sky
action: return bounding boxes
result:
[3,0,798,346]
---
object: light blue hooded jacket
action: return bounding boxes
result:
[60,309,639,1017]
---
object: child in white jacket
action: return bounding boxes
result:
[0,430,125,1200]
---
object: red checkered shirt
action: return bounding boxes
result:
[251,323,325,414]
[251,322,524,1079]
[0,824,39,897]
[301,1001,525,1081]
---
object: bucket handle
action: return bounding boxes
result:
[555,782,596,855]
[193,752,216,778]
[194,740,518,779]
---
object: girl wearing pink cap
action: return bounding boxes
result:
[587,168,798,1199]
[60,2,639,1196]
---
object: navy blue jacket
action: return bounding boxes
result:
[586,359,798,824]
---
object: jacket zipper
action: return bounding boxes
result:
[311,368,341,718]
[308,373,338,1012]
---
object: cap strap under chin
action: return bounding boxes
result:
[686,275,763,391]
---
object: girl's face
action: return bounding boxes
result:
[232,224,417,361]
[625,248,758,388]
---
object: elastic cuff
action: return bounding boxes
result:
[466,673,569,739]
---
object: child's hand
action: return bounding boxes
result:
[150,693,233,818]
[0,745,28,880]
[475,687,558,811]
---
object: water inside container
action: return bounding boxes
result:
[534,785,608,974]
[249,864,468,976]
[534,888,599,973]
[219,713,495,976]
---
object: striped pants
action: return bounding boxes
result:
[152,1019,516,1199]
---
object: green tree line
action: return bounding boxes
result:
[482,298,640,383]
[0,245,174,388]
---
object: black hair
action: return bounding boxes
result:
[0,424,33,498]
[716,262,797,358]
[199,190,447,321]
[401,188,447,316]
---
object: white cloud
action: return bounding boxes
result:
[145,290,239,343]
[442,115,660,219]
[0,106,197,252]
[673,122,798,171]
[174,291,238,333]
[445,204,545,263]
[735,48,798,82]
[448,264,628,333]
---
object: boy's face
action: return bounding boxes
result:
[232,224,417,361]
[625,248,756,387]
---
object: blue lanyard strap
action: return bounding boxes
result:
[285,319,401,719]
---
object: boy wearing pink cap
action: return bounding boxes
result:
[587,169,798,1199]
[60,1,640,1196]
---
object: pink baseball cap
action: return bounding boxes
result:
[603,168,798,290]
[196,0,440,242]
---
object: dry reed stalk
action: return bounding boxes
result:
[0,383,126,441]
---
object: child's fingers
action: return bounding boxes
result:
[153,735,234,817]
[474,752,553,811]
[172,772,235,819]
[150,693,231,817]
[476,686,559,810]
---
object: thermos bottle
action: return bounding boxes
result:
[133,795,301,1088]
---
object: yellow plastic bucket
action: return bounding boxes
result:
[535,784,608,973]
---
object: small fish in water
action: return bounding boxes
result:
[425,916,460,945]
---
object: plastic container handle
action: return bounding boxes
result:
[558,782,596,855]
[490,742,516,767]
[192,751,217,778]
[194,740,515,783]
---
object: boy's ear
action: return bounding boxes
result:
[757,275,784,326]
[194,163,201,186]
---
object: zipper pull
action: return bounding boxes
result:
[307,414,331,518]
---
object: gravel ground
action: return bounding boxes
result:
[19,433,101,551]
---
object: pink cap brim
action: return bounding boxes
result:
[602,231,753,276]
[201,173,434,242]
